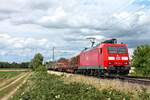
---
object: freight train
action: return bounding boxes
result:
[51,39,130,76]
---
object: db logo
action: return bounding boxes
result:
[116,57,120,60]
[116,55,120,60]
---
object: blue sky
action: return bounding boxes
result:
[0,0,150,62]
[135,0,150,6]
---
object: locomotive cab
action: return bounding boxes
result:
[101,40,130,75]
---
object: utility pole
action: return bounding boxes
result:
[52,47,55,61]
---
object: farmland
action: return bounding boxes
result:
[0,70,31,100]
[0,71,21,79]
[11,71,150,100]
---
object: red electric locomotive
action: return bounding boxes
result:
[77,39,130,75]
[53,39,130,76]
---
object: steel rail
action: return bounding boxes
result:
[115,76,150,85]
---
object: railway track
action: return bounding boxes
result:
[97,75,150,85]
[48,70,150,85]
[116,76,150,85]
[80,74,150,85]
[86,75,150,86]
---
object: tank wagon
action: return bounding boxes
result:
[54,39,130,76]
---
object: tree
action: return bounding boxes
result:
[0,62,29,68]
[132,44,150,76]
[20,62,30,68]
[29,53,44,70]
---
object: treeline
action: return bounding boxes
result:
[0,62,29,68]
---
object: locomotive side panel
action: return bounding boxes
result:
[79,48,100,69]
[87,49,99,67]
[98,46,108,69]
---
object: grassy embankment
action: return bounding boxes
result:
[12,71,150,100]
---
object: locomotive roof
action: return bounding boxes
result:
[81,43,127,53]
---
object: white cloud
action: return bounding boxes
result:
[40,7,66,22]
[0,0,150,62]
[0,33,50,49]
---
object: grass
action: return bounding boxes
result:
[50,71,150,100]
[12,72,133,100]
[10,70,150,100]
[0,71,22,79]
[64,74,150,93]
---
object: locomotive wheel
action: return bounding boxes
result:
[94,70,99,76]
[90,69,95,76]
[98,70,104,77]
[87,69,91,76]
[119,70,129,76]
[108,70,117,75]
[77,69,82,74]
[86,69,90,75]
[83,69,87,75]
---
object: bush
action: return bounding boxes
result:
[138,88,150,100]
[29,53,43,71]
[132,44,150,76]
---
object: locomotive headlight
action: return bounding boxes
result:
[108,57,115,60]
[122,57,128,60]
[109,62,113,65]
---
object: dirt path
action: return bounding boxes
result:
[47,70,73,77]
[0,69,28,72]
[1,72,31,100]
[0,73,27,92]
[0,72,31,100]
[0,73,25,88]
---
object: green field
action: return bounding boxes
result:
[0,71,22,79]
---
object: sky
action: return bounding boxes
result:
[0,0,150,62]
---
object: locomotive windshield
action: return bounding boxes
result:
[118,46,127,54]
[108,46,117,54]
[108,46,127,54]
